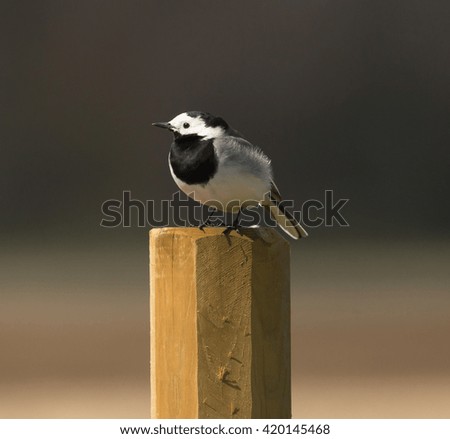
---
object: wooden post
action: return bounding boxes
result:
[150,227,291,419]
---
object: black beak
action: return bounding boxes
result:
[152,122,173,130]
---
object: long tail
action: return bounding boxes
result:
[263,182,308,240]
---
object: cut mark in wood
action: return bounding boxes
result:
[231,403,240,415]
[217,366,241,390]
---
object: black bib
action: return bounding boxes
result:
[169,135,218,186]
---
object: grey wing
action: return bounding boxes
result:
[213,136,273,183]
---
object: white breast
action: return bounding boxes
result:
[169,159,270,213]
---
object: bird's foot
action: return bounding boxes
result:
[222,224,243,236]
[198,218,225,231]
[222,209,243,236]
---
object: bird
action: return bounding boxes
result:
[152,111,308,239]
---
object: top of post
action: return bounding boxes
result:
[149,226,289,247]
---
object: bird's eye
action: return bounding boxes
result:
[183,122,190,129]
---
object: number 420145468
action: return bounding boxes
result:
[262,424,331,435]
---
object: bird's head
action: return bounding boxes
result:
[153,111,229,140]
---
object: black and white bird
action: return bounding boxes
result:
[153,111,308,239]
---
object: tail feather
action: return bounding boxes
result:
[264,202,308,239]
[263,182,308,239]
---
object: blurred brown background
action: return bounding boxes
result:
[1,0,449,418]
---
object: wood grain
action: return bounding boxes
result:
[150,227,291,418]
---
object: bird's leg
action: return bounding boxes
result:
[198,207,222,230]
[222,209,243,236]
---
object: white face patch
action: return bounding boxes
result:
[168,113,225,139]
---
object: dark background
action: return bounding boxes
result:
[1,0,449,418]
